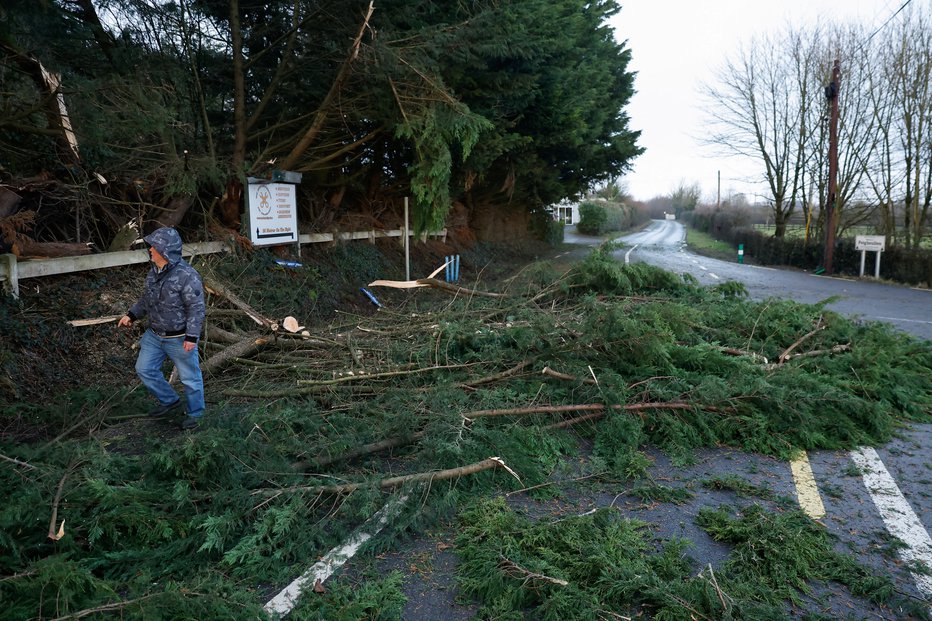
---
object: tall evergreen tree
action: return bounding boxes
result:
[1,0,643,240]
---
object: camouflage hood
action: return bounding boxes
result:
[144,227,183,265]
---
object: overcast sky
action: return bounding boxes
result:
[608,0,907,203]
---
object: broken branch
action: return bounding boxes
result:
[779,320,825,364]
[463,401,696,420]
[203,277,276,328]
[499,555,569,587]
[256,456,514,496]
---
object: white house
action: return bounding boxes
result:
[550,200,580,224]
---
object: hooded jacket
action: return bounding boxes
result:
[127,227,205,343]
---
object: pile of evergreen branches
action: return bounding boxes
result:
[1,246,929,619]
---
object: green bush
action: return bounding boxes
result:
[577,201,608,234]
[535,218,565,246]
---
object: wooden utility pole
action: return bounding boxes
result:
[823,59,841,274]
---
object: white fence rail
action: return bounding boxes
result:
[0,228,445,299]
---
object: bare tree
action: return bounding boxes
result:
[890,8,932,248]
[703,29,806,237]
[703,10,932,248]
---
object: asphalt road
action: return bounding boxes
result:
[321,224,932,620]
[606,219,932,341]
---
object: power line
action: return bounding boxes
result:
[864,0,913,45]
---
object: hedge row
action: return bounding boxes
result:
[688,213,932,287]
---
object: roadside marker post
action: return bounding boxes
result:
[738,244,744,264]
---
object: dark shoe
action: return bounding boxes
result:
[179,415,200,431]
[149,399,182,418]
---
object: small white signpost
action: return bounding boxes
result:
[247,182,298,246]
[855,235,885,278]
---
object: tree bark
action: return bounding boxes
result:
[229,0,247,174]
[280,1,375,170]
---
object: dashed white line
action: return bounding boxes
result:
[850,447,932,598]
[264,494,408,617]
[698,265,708,271]
[708,273,720,280]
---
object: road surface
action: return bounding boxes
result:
[326,223,932,621]
[593,220,932,341]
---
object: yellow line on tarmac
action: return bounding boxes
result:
[790,451,825,519]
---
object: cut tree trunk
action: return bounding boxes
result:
[13,239,93,258]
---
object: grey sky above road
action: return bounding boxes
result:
[609,0,905,203]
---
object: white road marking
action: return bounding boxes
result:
[708,273,720,280]
[692,259,699,264]
[698,265,708,271]
[264,494,408,617]
[850,447,932,598]
[747,265,778,271]
[624,244,639,265]
[789,451,825,519]
[812,274,850,282]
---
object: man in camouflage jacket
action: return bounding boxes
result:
[118,227,206,430]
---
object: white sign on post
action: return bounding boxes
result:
[247,182,298,246]
[855,235,885,252]
[855,235,885,278]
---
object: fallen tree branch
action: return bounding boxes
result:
[544,411,606,430]
[368,276,507,299]
[463,401,697,420]
[256,456,516,496]
[48,467,71,541]
[779,320,825,364]
[787,343,851,359]
[171,335,268,384]
[416,277,508,299]
[66,314,123,327]
[205,324,244,345]
[0,452,37,470]
[765,343,851,370]
[296,362,476,387]
[202,335,269,376]
[0,569,38,583]
[458,359,534,388]
[499,555,569,587]
[203,277,276,328]
[540,365,598,385]
[49,593,165,620]
[293,430,427,471]
[716,346,768,365]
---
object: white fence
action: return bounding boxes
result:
[0,227,446,299]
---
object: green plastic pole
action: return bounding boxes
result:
[738,244,744,264]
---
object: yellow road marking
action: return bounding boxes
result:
[790,450,825,519]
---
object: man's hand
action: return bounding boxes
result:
[118,315,133,328]
[183,341,196,353]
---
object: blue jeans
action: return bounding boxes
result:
[135,329,205,418]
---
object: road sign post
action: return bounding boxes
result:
[738,244,744,264]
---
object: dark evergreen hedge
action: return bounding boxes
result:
[687,213,932,287]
